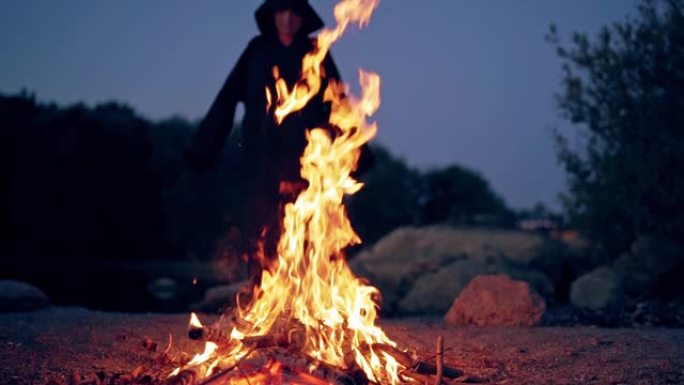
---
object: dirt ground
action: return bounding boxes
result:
[1,308,683,385]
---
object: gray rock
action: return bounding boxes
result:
[146,277,178,301]
[570,267,623,310]
[0,280,50,312]
[444,274,546,327]
[194,281,250,312]
[497,262,555,299]
[352,226,548,312]
[398,259,489,314]
[397,257,554,315]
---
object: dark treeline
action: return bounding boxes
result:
[0,92,513,269]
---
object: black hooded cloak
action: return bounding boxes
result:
[186,0,372,262]
[186,0,338,178]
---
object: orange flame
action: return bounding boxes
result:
[189,312,203,329]
[231,66,400,383]
[171,1,403,383]
[273,0,381,124]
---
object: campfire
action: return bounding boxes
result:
[166,1,464,384]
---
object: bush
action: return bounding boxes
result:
[550,0,684,260]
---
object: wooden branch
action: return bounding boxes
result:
[417,361,462,379]
[371,343,463,379]
[434,336,443,385]
[369,343,413,367]
[241,335,279,348]
[196,347,257,385]
[400,369,434,384]
[197,366,237,385]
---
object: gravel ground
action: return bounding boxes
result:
[1,308,683,385]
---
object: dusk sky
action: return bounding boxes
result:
[1,1,635,209]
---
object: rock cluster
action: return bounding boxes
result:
[349,226,563,315]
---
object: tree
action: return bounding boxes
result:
[418,165,514,227]
[550,0,684,260]
[347,145,422,245]
[0,95,166,261]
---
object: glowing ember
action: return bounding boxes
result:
[189,312,203,329]
[171,0,404,383]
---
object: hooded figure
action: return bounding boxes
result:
[186,0,372,268]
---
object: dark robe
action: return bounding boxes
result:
[185,30,342,262]
[186,34,340,177]
[186,5,372,265]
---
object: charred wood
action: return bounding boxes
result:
[434,336,443,385]
[187,325,231,347]
[371,343,463,379]
[164,369,197,385]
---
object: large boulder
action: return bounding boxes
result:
[397,259,553,314]
[398,259,489,314]
[356,227,545,266]
[0,280,50,312]
[350,227,549,313]
[444,275,546,326]
[570,267,623,311]
[146,277,178,301]
[350,227,463,312]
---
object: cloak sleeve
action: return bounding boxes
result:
[185,40,252,171]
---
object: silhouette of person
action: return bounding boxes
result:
[186,0,371,271]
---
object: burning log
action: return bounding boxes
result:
[165,369,197,385]
[293,356,368,385]
[193,353,365,385]
[400,370,439,385]
[370,343,463,379]
[195,366,236,385]
[181,325,467,385]
[240,328,306,351]
[187,315,232,348]
[187,326,302,352]
[240,334,279,348]
[184,314,467,385]
[187,326,228,344]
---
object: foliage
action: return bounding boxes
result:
[349,147,515,246]
[549,0,684,259]
[0,94,164,262]
[419,165,515,227]
[347,145,422,245]
[0,94,242,266]
[0,93,515,266]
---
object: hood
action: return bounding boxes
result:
[255,0,325,36]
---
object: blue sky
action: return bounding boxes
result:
[0,1,636,209]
